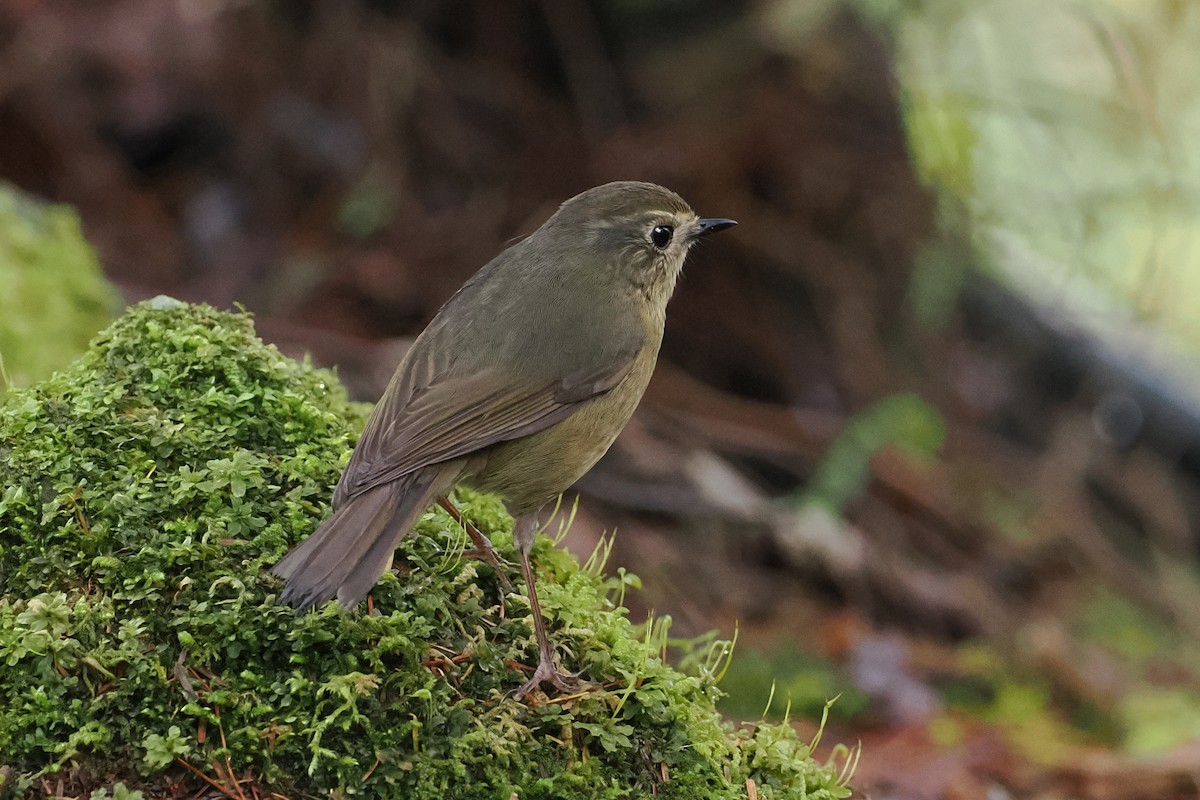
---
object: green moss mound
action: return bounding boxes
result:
[0,182,119,392]
[0,300,852,799]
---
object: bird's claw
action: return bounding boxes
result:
[515,655,590,700]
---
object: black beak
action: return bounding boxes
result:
[694,218,737,238]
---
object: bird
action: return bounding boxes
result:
[272,180,736,698]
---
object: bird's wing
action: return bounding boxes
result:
[332,337,641,506]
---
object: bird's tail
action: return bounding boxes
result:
[272,470,441,610]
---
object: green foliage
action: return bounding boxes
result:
[0,300,852,798]
[934,644,1111,765]
[87,782,144,800]
[1120,687,1200,756]
[338,174,396,240]
[718,643,869,724]
[861,0,1200,380]
[1076,589,1200,755]
[0,182,119,392]
[797,392,945,514]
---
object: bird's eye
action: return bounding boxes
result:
[650,224,674,249]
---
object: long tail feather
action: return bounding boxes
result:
[273,470,442,610]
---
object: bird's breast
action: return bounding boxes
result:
[466,338,661,516]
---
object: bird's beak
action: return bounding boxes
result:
[693,218,737,238]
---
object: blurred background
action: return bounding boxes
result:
[3,1,1200,797]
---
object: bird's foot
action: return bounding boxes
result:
[437,496,515,596]
[514,653,590,700]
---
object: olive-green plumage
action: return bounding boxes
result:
[273,181,735,697]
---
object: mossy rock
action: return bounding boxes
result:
[0,299,852,799]
[0,182,119,392]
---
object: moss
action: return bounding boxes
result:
[0,299,852,799]
[0,182,119,392]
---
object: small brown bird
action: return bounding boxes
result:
[273,181,735,697]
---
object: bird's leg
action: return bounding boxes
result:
[513,516,586,699]
[436,496,514,594]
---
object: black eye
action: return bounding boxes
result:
[650,224,673,249]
